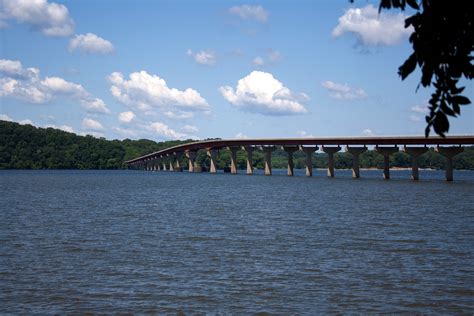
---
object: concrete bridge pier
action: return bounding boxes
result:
[283,146,299,176]
[228,147,239,174]
[155,159,161,171]
[403,146,429,180]
[300,146,318,177]
[346,146,368,178]
[207,149,218,173]
[435,146,464,181]
[262,146,277,175]
[174,152,183,172]
[375,146,399,179]
[185,151,197,173]
[243,146,255,175]
[322,146,341,177]
[161,156,167,171]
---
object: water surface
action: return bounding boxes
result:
[1,170,473,313]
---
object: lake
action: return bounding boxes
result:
[1,169,473,313]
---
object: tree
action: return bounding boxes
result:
[354,0,473,137]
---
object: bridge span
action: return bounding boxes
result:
[125,136,474,181]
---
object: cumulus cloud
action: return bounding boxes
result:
[362,129,375,136]
[252,56,265,67]
[108,70,210,113]
[0,0,74,36]
[332,4,412,46]
[148,121,187,140]
[187,49,216,66]
[229,5,268,22]
[181,124,198,133]
[322,80,367,100]
[0,59,109,113]
[163,111,194,120]
[0,113,12,121]
[118,111,135,123]
[219,71,308,115]
[82,118,104,131]
[235,132,249,139]
[68,33,114,54]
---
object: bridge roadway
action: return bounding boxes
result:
[125,136,474,181]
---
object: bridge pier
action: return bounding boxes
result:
[185,151,197,173]
[346,146,368,178]
[174,153,183,172]
[435,146,464,181]
[155,159,161,171]
[300,146,318,177]
[243,146,255,175]
[262,146,277,176]
[322,146,341,177]
[375,146,399,179]
[228,147,239,174]
[283,146,299,176]
[161,156,167,171]
[207,149,218,173]
[403,146,429,180]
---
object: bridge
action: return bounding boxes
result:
[125,136,474,181]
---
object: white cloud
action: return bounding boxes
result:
[229,5,268,22]
[297,130,314,138]
[362,128,375,136]
[253,56,265,67]
[148,121,187,140]
[235,132,248,139]
[332,4,412,46]
[82,118,104,131]
[68,33,114,54]
[181,124,198,133]
[0,113,12,121]
[108,70,210,112]
[45,124,74,133]
[268,50,281,62]
[187,49,216,66]
[219,71,308,115]
[411,104,429,114]
[322,80,367,100]
[163,111,194,120]
[18,119,33,125]
[0,59,109,113]
[0,0,74,36]
[118,111,135,123]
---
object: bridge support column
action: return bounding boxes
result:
[322,146,341,177]
[262,146,277,176]
[162,157,167,171]
[243,146,255,175]
[346,146,368,178]
[283,146,299,176]
[168,159,174,172]
[375,146,399,179]
[228,147,239,174]
[186,151,197,173]
[156,159,161,171]
[300,146,318,177]
[207,149,218,173]
[146,160,152,171]
[435,146,464,181]
[403,146,429,180]
[174,153,183,172]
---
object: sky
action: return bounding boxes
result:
[0,0,472,141]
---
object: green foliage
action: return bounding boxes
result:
[0,120,188,169]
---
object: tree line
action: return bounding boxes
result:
[1,120,473,170]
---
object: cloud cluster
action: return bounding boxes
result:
[219,71,308,115]
[332,4,411,46]
[0,0,74,36]
[82,118,104,131]
[108,70,210,112]
[187,49,216,66]
[322,80,367,100]
[69,33,115,54]
[252,50,281,67]
[229,5,268,22]
[0,59,109,113]
[118,111,135,123]
[148,121,186,140]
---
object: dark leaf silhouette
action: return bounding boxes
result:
[398,53,417,80]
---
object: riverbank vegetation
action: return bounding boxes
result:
[1,120,473,170]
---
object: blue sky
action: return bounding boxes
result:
[0,0,472,141]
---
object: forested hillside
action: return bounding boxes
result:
[1,120,473,170]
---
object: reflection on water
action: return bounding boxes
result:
[1,170,473,313]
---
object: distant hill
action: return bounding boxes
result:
[1,120,473,170]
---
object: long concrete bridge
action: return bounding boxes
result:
[125,136,474,181]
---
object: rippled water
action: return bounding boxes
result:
[1,169,474,313]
